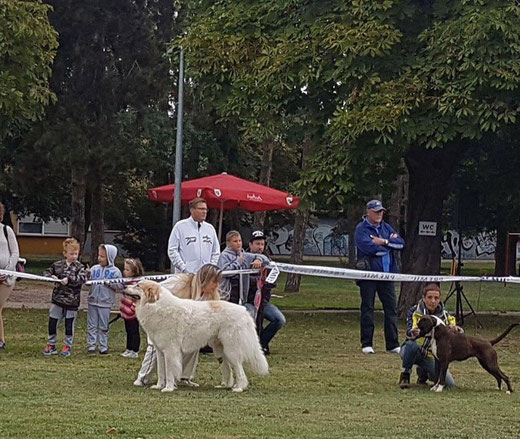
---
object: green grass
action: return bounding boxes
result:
[1,310,520,438]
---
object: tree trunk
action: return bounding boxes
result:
[284,138,313,292]
[90,179,105,266]
[388,168,408,237]
[284,207,310,292]
[253,139,275,230]
[398,143,467,316]
[347,205,362,268]
[494,222,507,276]
[157,203,169,271]
[71,167,87,246]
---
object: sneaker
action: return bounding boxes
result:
[87,348,96,355]
[387,347,401,355]
[121,349,131,357]
[133,378,145,387]
[125,350,138,359]
[361,346,375,354]
[179,378,200,388]
[99,350,110,355]
[399,372,411,389]
[261,345,270,356]
[0,340,6,350]
[42,344,57,356]
[61,346,71,357]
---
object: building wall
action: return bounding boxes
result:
[18,236,65,255]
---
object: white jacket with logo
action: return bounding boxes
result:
[167,217,220,273]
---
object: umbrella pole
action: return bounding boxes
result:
[218,202,224,243]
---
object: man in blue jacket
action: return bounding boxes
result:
[355,199,405,355]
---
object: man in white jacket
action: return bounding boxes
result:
[155,197,220,387]
[167,198,220,273]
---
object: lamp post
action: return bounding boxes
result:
[173,47,184,228]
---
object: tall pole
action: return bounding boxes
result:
[171,47,184,273]
[173,47,184,227]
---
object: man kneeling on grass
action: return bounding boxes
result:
[399,283,457,389]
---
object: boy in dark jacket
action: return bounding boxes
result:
[245,231,285,355]
[42,238,88,357]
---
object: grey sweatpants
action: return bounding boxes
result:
[86,304,111,352]
[48,304,78,348]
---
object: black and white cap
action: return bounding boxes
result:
[250,230,267,242]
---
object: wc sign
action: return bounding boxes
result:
[419,221,437,236]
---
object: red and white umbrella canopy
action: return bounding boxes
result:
[148,173,299,212]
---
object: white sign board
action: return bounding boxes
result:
[419,221,437,236]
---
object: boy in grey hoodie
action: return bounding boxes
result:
[87,244,123,354]
[217,230,269,304]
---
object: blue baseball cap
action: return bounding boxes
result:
[366,200,386,212]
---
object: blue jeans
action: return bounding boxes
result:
[358,280,399,350]
[400,340,455,387]
[244,302,286,348]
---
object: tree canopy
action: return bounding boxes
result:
[0,0,57,141]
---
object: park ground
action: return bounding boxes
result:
[1,259,520,438]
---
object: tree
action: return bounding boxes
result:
[445,128,520,275]
[304,0,520,313]
[6,0,178,255]
[179,0,404,289]
[0,0,57,142]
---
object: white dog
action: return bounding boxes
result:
[126,280,269,392]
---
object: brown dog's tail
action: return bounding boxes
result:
[489,323,520,346]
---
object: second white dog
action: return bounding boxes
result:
[126,280,269,392]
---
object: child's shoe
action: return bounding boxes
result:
[121,349,131,357]
[125,350,138,359]
[61,346,71,357]
[99,350,110,355]
[87,348,96,355]
[0,340,6,350]
[42,344,57,356]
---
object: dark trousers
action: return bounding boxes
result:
[124,318,140,352]
[358,280,399,350]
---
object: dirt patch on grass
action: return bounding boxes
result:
[6,281,121,310]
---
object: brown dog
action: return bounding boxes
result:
[415,315,519,393]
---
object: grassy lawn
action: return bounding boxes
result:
[1,309,520,438]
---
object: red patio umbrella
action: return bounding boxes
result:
[148,172,300,239]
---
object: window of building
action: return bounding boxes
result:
[17,215,69,236]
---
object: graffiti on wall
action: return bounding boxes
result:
[267,218,349,256]
[441,230,497,260]
[266,219,519,260]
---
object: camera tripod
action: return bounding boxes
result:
[444,260,483,328]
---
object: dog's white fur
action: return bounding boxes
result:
[128,280,268,392]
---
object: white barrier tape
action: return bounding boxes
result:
[3,263,520,286]
[0,269,57,283]
[266,262,280,284]
[275,262,483,283]
[0,267,260,286]
[84,268,260,286]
